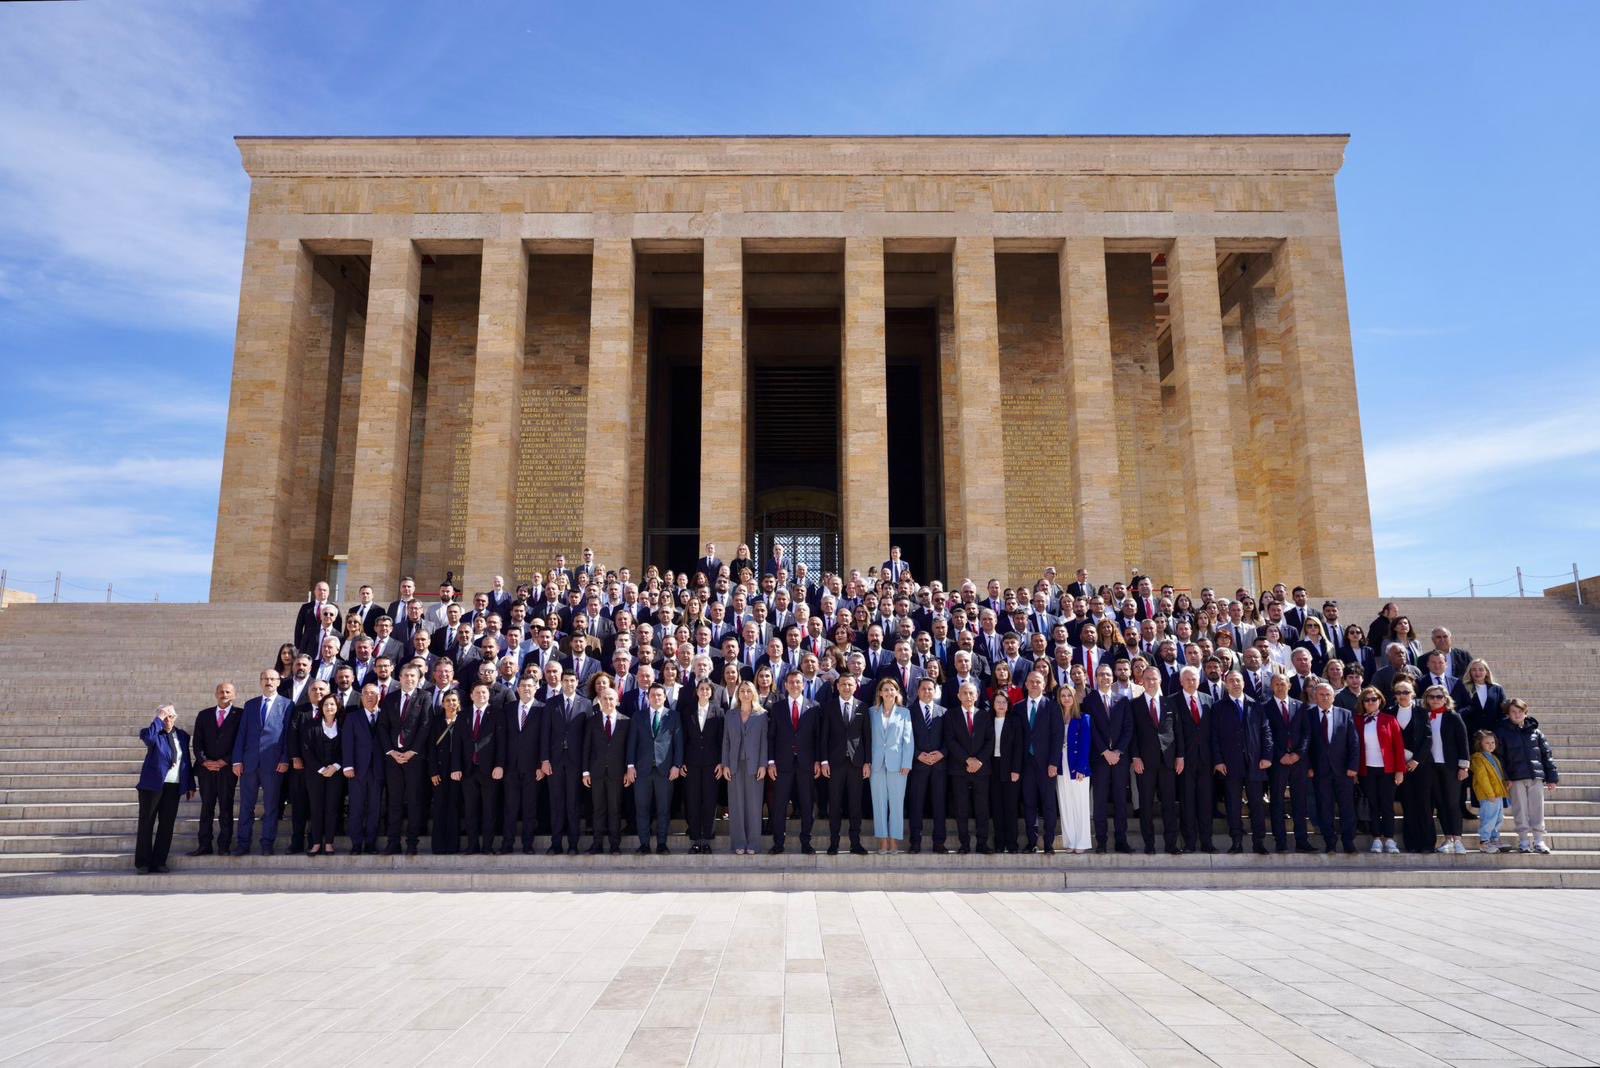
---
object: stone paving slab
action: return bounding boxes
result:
[0,888,1597,1066]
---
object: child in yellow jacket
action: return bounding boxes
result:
[1471,731,1510,853]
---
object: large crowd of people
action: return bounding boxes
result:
[132,546,1562,873]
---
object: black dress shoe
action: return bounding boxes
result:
[150,864,168,874]
[1114,842,1133,854]
[1043,846,1056,856]
[1167,846,1183,856]
[850,844,869,856]
[1254,843,1270,856]
[521,844,535,855]
[1295,839,1315,852]
[636,844,653,855]
[656,844,671,855]
[383,844,402,856]
[907,845,922,855]
[957,846,971,855]
[1092,844,1107,854]
[1325,844,1338,854]
[932,845,949,855]
[977,845,992,855]
[1023,842,1039,854]
[495,844,512,855]
[800,844,816,855]
[463,847,480,856]
[587,843,604,855]
[406,844,418,856]
[609,845,622,855]
[1227,843,1245,855]
[261,845,275,856]
[826,845,839,856]
[768,844,784,855]
[546,845,564,856]
[1143,846,1157,855]
[186,847,212,857]
[1201,843,1217,854]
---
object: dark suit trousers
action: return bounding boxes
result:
[195,764,235,851]
[1024,764,1061,846]
[347,771,381,848]
[1135,762,1177,849]
[503,771,539,847]
[635,769,673,846]
[950,770,990,849]
[770,763,815,846]
[383,757,427,848]
[686,764,718,844]
[1314,771,1358,849]
[1400,765,1437,852]
[591,771,624,847]
[134,784,180,870]
[1089,761,1128,846]
[549,764,584,848]
[1268,762,1311,846]
[906,762,947,847]
[989,771,1020,851]
[1222,772,1266,845]
[826,764,867,847]
[463,770,500,849]
[1178,764,1214,850]
[304,770,343,847]
[286,768,310,850]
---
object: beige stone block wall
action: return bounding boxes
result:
[1165,236,1242,591]
[345,238,420,597]
[1223,315,1265,565]
[936,283,965,581]
[1271,235,1378,596]
[996,253,1071,585]
[699,237,748,554]
[286,271,342,595]
[412,257,479,588]
[1240,283,1303,584]
[580,239,637,574]
[328,305,366,560]
[211,236,313,601]
[841,237,890,574]
[462,240,528,594]
[1059,237,1126,580]
[951,237,1009,586]
[513,254,591,582]
[1107,254,1172,586]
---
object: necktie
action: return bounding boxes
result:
[519,704,528,729]
[1149,698,1159,726]
[791,699,800,732]
[605,714,613,738]
[368,711,376,728]
[652,709,661,734]
[965,707,974,733]
[1280,700,1290,725]
[1189,697,1200,726]
[1028,700,1036,728]
[397,695,408,748]
[217,708,225,728]
[473,709,482,738]
[923,704,931,728]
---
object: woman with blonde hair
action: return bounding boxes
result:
[868,676,913,853]
[720,680,769,855]
[1056,686,1092,853]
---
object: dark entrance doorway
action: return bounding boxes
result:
[644,307,703,574]
[886,305,945,581]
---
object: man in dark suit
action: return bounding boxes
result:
[1211,669,1274,854]
[819,673,871,856]
[1066,568,1094,601]
[457,683,506,854]
[1427,627,1473,679]
[582,686,630,854]
[945,679,994,854]
[347,584,382,637]
[294,581,339,655]
[627,684,683,854]
[882,545,911,582]
[1259,672,1313,852]
[341,683,386,854]
[695,543,724,588]
[386,576,418,632]
[1082,665,1130,853]
[378,665,431,856]
[499,676,544,854]
[766,669,821,854]
[1307,681,1360,852]
[1171,665,1215,854]
[906,677,949,854]
[565,635,603,692]
[1019,670,1066,853]
[541,670,591,855]
[1129,666,1179,855]
[188,682,241,857]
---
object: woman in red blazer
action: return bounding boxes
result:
[1355,685,1406,854]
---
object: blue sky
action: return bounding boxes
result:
[1,1,1596,603]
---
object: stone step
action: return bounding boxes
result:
[0,760,142,773]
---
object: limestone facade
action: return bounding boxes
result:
[211,135,1378,600]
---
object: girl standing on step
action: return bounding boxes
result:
[1470,730,1509,853]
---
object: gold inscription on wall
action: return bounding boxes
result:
[514,383,586,579]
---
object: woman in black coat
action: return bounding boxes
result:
[428,692,464,854]
[301,695,346,856]
[1421,685,1471,853]
[986,692,1026,853]
[680,678,725,854]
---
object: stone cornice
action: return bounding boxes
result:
[236,135,1348,180]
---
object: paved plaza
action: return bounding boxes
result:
[0,889,1597,1066]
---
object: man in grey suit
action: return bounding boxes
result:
[627,683,684,854]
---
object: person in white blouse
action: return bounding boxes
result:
[300,695,345,856]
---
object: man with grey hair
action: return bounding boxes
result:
[136,704,194,874]
[1306,681,1359,853]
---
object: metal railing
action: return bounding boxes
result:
[1426,563,1585,605]
[0,569,164,606]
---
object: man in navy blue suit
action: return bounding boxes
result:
[340,683,385,854]
[1082,665,1131,853]
[1018,670,1065,853]
[540,669,591,855]
[627,683,683,854]
[1211,670,1274,854]
[905,677,948,854]
[766,669,821,854]
[231,670,292,855]
[1307,680,1361,853]
[1259,672,1314,852]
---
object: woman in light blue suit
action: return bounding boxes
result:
[868,677,914,854]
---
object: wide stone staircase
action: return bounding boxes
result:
[0,597,1595,894]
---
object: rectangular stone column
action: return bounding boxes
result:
[1240,282,1303,583]
[950,236,1009,586]
[1059,236,1126,579]
[841,237,890,575]
[463,239,528,594]
[346,237,421,598]
[580,239,637,573]
[699,237,747,555]
[1165,236,1242,590]
[211,238,314,601]
[1271,236,1378,595]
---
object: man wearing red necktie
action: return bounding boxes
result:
[766,670,820,854]
[1130,666,1180,854]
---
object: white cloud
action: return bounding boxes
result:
[0,2,256,333]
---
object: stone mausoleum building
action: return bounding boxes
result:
[210,135,1378,602]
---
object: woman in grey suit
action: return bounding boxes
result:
[869,677,915,854]
[721,680,769,855]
